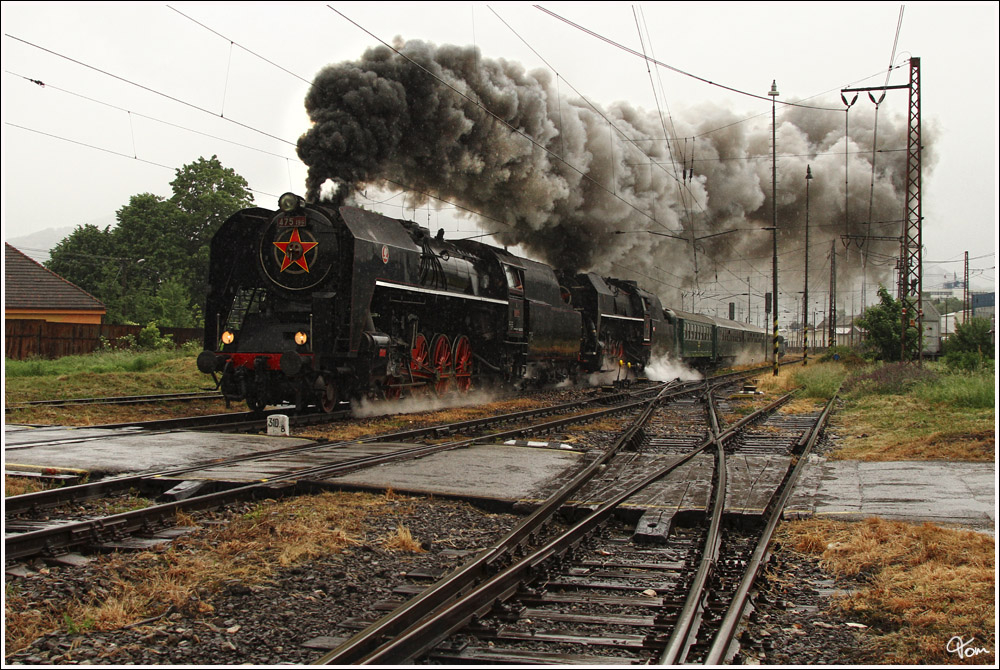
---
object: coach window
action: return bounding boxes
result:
[560,286,572,305]
[504,266,523,291]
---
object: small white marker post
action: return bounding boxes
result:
[267,414,290,437]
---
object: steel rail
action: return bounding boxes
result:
[312,381,686,665]
[318,385,796,665]
[5,373,766,560]
[4,381,679,515]
[5,391,223,410]
[335,418,711,664]
[658,386,727,665]
[6,381,703,560]
[657,385,797,664]
[703,392,838,664]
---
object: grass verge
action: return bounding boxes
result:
[5,346,207,403]
[4,346,235,426]
[830,362,994,461]
[778,518,995,665]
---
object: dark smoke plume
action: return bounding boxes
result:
[297,40,935,302]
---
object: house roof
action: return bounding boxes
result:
[4,243,106,312]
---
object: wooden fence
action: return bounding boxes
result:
[4,320,204,360]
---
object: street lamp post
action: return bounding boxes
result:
[768,80,780,376]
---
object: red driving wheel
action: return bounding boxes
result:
[453,335,473,392]
[430,334,453,395]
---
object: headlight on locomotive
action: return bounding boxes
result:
[221,330,235,345]
[278,192,304,212]
[294,331,308,346]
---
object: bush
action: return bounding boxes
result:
[99,333,137,351]
[818,346,866,367]
[942,349,991,373]
[942,317,994,358]
[136,322,174,350]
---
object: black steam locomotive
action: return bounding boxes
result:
[197,193,769,412]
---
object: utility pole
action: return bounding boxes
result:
[963,251,970,323]
[829,240,837,349]
[747,277,751,324]
[803,165,812,365]
[769,80,780,376]
[842,56,922,364]
[904,57,924,364]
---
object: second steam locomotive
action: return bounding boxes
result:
[197,193,769,412]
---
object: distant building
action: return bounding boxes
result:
[971,292,994,320]
[4,243,106,324]
[921,301,941,356]
[941,311,965,338]
[813,315,863,348]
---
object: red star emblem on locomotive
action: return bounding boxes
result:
[273,228,319,272]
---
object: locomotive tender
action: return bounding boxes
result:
[197,193,768,412]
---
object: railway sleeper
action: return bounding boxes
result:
[428,645,640,664]
[466,626,667,651]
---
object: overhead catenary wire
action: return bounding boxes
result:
[5,34,296,147]
[485,3,774,287]
[5,5,931,319]
[6,22,500,239]
[506,5,919,306]
[4,71,298,161]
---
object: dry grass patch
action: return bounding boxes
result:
[780,397,827,415]
[778,518,995,664]
[381,524,425,553]
[829,394,994,462]
[5,476,54,497]
[5,399,236,427]
[4,490,393,655]
[565,414,626,433]
[752,366,800,395]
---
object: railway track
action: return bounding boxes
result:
[311,375,834,665]
[5,377,714,561]
[5,391,224,411]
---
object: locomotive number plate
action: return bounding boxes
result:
[278,216,307,228]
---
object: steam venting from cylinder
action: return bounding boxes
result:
[297,39,935,303]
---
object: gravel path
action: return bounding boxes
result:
[6,497,881,665]
[736,542,875,665]
[5,497,519,665]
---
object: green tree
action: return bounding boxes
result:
[46,223,117,298]
[856,286,920,361]
[943,317,994,356]
[44,156,253,327]
[169,156,254,301]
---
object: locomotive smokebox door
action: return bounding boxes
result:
[259,210,339,293]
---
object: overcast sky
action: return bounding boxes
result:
[2,1,997,310]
